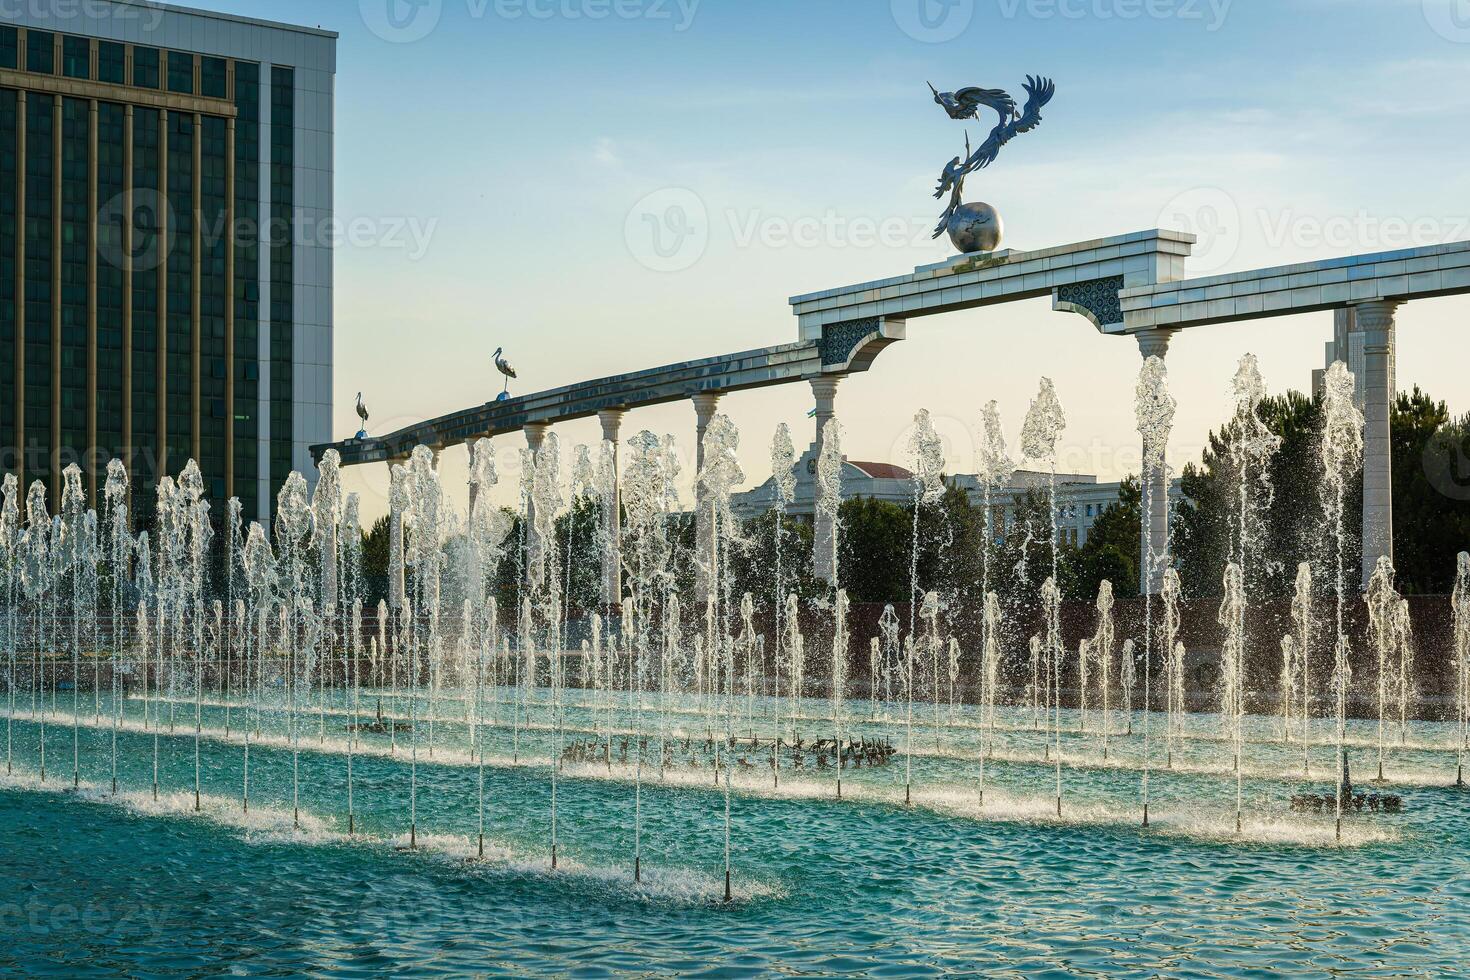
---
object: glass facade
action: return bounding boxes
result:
[131,106,161,508]
[233,62,260,520]
[132,46,160,90]
[200,114,228,499]
[0,90,15,460]
[62,36,89,79]
[165,110,193,472]
[60,98,88,463]
[0,27,17,71]
[26,30,53,75]
[167,51,194,95]
[96,102,125,463]
[201,57,227,100]
[23,94,53,486]
[98,41,125,85]
[1,22,319,517]
[269,66,294,503]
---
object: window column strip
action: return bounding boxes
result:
[122,104,133,510]
[13,90,24,492]
[156,109,167,479]
[50,94,60,508]
[87,98,98,501]
[191,110,201,465]
[225,115,235,499]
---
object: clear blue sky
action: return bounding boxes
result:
[191,0,1470,516]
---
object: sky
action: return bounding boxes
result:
[188,0,1470,520]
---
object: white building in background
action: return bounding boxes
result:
[731,442,1184,547]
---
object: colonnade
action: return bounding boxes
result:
[376,298,1400,607]
[1132,297,1399,592]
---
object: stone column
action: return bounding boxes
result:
[597,409,626,608]
[811,376,841,584]
[692,392,722,602]
[1352,300,1398,588]
[1136,329,1176,594]
[524,422,551,591]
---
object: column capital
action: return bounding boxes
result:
[809,375,842,400]
[523,421,551,450]
[1351,299,1400,341]
[596,407,626,442]
[1135,328,1177,360]
[691,391,722,419]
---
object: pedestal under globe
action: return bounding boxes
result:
[947,201,1004,254]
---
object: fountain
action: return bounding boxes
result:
[1135,355,1176,826]
[1319,361,1364,841]
[1456,553,1470,788]
[2,354,1462,931]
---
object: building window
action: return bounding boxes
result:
[0,89,15,444]
[133,46,160,89]
[97,41,125,84]
[167,51,195,94]
[201,56,227,99]
[0,27,17,70]
[1086,503,1094,517]
[26,30,55,74]
[62,36,90,79]
[269,66,295,504]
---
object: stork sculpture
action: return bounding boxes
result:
[492,347,517,401]
[355,391,369,439]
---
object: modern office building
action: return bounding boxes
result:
[0,0,333,521]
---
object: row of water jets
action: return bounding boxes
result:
[2,357,1469,895]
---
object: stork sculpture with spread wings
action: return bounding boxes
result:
[927,75,1055,252]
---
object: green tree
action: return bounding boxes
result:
[1074,476,1141,601]
[1392,387,1470,594]
[837,497,912,603]
[731,509,816,603]
[1173,390,1343,598]
[361,514,389,608]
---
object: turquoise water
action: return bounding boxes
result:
[3,693,1469,977]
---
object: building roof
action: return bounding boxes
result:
[107,0,340,39]
[847,461,912,480]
